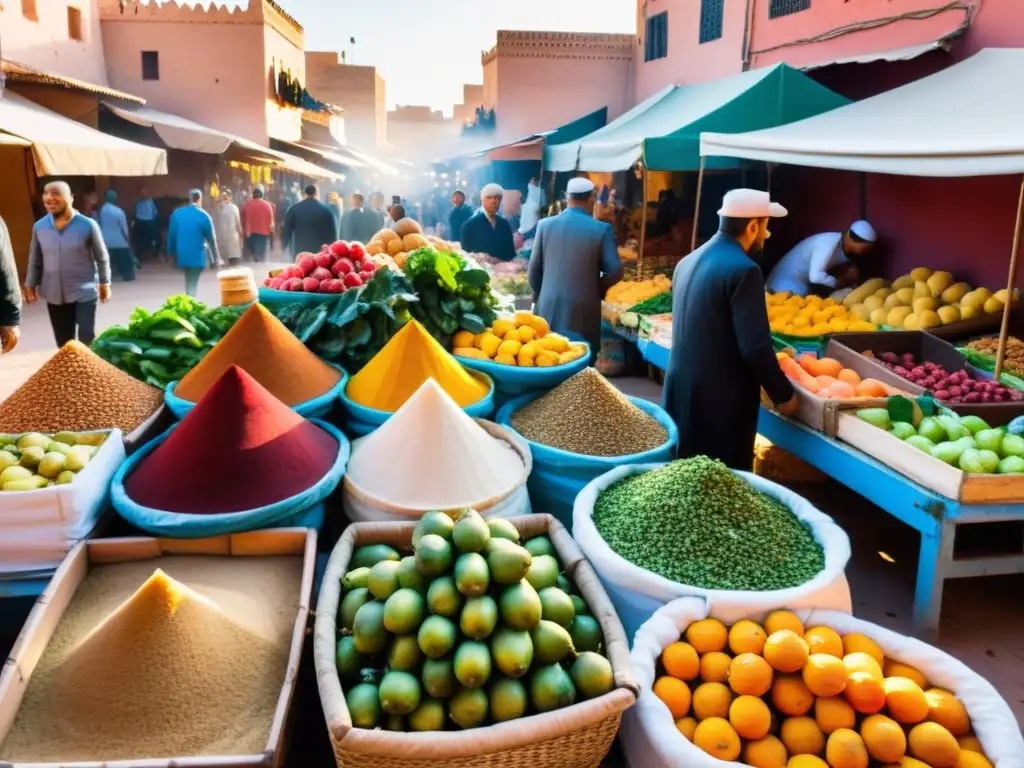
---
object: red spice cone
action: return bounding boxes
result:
[126,365,338,514]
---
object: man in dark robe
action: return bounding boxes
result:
[283,184,338,257]
[461,183,516,261]
[663,189,798,470]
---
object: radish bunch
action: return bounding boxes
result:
[263,241,377,293]
[878,351,1024,403]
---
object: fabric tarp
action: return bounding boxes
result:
[546,64,849,173]
[700,48,1024,177]
[802,39,954,71]
[1,92,166,177]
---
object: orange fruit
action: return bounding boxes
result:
[700,651,732,683]
[884,677,930,724]
[957,751,995,768]
[957,735,984,753]
[686,618,728,654]
[662,641,700,680]
[787,758,828,768]
[842,633,884,665]
[844,671,887,714]
[884,659,929,690]
[772,674,815,716]
[729,619,768,655]
[843,652,883,680]
[764,630,811,673]
[803,653,847,697]
[729,694,772,740]
[675,716,698,741]
[744,735,789,768]
[765,609,805,637]
[693,717,741,761]
[692,681,732,721]
[804,626,844,658]
[729,652,774,696]
[652,676,691,718]
[781,716,825,756]
[861,713,907,762]
[924,688,971,737]
[908,722,961,767]
[825,729,869,768]
[892,759,933,768]
[815,696,856,734]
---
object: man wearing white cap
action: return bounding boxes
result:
[460,183,516,261]
[766,219,877,297]
[663,188,797,471]
[528,177,623,353]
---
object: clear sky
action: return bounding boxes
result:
[285,0,636,114]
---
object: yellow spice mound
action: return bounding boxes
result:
[0,568,286,762]
[347,319,489,411]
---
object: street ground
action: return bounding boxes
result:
[1,263,1022,730]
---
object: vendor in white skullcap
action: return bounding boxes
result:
[766,218,877,297]
[460,182,516,261]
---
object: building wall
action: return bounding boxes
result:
[388,105,462,164]
[262,3,306,143]
[305,55,387,150]
[0,0,109,84]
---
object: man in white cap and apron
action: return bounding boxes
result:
[663,189,798,471]
[528,177,623,354]
[460,183,517,261]
[766,219,877,297]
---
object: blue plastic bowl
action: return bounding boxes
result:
[455,341,592,404]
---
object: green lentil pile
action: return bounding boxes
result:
[592,456,825,590]
[509,368,668,457]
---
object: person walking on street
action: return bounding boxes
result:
[98,190,135,282]
[527,178,623,353]
[134,187,161,260]
[662,189,798,471]
[461,183,516,261]
[341,192,383,244]
[23,181,111,347]
[214,190,244,266]
[0,215,20,354]
[447,189,473,243]
[167,189,218,297]
[284,184,338,257]
[240,186,274,262]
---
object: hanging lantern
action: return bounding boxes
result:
[263,166,273,184]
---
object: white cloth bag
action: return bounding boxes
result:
[572,463,853,642]
[621,597,1024,768]
[342,483,532,524]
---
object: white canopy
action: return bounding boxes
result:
[0,92,166,177]
[105,103,234,154]
[700,48,1024,178]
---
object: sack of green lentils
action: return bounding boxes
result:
[572,460,852,643]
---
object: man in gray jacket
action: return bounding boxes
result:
[24,181,111,347]
[0,215,20,354]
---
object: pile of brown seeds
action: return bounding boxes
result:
[510,367,668,457]
[0,341,163,434]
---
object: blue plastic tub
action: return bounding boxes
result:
[165,364,348,420]
[257,286,338,306]
[339,371,495,437]
[455,341,592,409]
[496,393,678,530]
[110,418,349,537]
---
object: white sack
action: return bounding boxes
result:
[342,483,531,524]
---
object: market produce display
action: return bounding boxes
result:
[125,366,339,514]
[335,509,614,731]
[767,294,879,336]
[856,406,1024,474]
[475,255,531,299]
[964,335,1024,378]
[92,295,246,389]
[604,275,672,308]
[870,351,1024,403]
[363,218,452,270]
[264,240,379,293]
[652,611,991,765]
[347,319,490,411]
[0,341,163,434]
[509,368,668,457]
[779,353,903,399]
[403,246,501,342]
[592,457,825,591]
[174,303,342,406]
[453,311,587,368]
[0,430,108,491]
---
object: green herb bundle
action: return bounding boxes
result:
[403,247,500,343]
[627,291,672,315]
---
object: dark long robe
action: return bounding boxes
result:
[662,232,794,471]
[460,211,516,261]
[283,198,338,256]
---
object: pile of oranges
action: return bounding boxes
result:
[652,611,992,767]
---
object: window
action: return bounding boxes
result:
[644,12,668,63]
[769,0,810,18]
[67,5,82,41]
[699,0,724,44]
[142,51,160,81]
[22,0,38,22]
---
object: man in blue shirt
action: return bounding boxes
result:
[134,187,160,261]
[24,181,111,347]
[460,183,516,261]
[447,189,473,243]
[98,190,135,282]
[167,190,218,297]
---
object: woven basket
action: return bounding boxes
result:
[314,514,638,768]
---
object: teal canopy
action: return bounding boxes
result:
[545,64,850,173]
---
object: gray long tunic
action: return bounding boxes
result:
[26,213,111,305]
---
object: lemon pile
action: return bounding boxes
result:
[453,312,587,367]
[766,295,878,337]
[653,611,992,767]
[605,275,672,307]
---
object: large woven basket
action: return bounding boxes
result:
[314,514,638,768]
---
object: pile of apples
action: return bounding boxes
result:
[263,240,377,294]
[877,351,1024,403]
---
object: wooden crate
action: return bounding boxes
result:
[788,386,889,437]
[836,413,1024,504]
[0,528,318,768]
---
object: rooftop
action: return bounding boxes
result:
[2,60,145,104]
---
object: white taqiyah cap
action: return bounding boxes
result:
[717,188,787,219]
[566,177,595,195]
[480,183,504,197]
[850,220,877,242]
